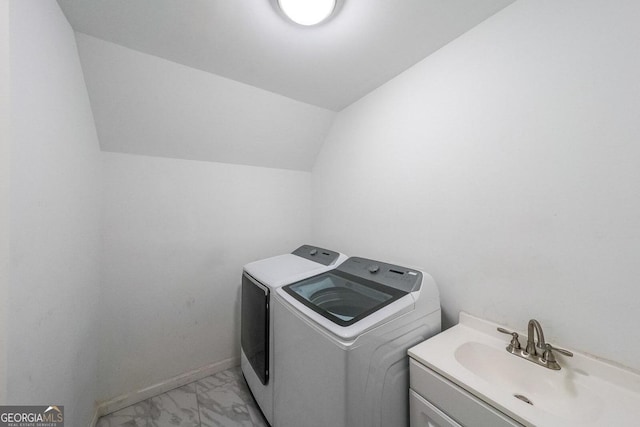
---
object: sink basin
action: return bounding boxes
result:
[408,312,640,427]
[454,341,602,423]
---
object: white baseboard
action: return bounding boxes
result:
[89,357,239,425]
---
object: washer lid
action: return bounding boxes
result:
[282,269,408,327]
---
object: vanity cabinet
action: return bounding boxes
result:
[409,358,524,427]
[407,312,640,426]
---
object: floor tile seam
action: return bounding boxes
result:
[194,378,203,427]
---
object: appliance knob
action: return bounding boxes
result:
[368,265,380,273]
[310,249,318,255]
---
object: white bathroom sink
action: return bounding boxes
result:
[409,313,640,426]
[454,341,602,423]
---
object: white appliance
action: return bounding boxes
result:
[273,256,441,427]
[240,245,347,425]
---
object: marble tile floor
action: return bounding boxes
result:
[97,367,269,427]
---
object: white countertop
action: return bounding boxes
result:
[408,312,640,427]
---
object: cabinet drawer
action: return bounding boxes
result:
[410,389,461,427]
[409,359,524,427]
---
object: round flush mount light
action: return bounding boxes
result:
[277,0,337,26]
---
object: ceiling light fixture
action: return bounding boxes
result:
[277,0,337,26]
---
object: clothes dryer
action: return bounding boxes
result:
[240,245,347,425]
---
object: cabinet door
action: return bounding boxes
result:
[410,359,524,427]
[410,389,462,427]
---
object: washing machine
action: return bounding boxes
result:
[240,244,348,425]
[272,256,441,427]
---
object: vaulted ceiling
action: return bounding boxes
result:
[58,0,513,111]
[58,0,514,170]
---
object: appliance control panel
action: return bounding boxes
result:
[292,244,341,266]
[337,257,423,292]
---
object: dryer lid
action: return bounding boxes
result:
[243,246,347,289]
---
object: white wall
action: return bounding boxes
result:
[100,152,311,400]
[312,0,640,371]
[0,0,9,404]
[75,33,335,171]
[8,1,102,424]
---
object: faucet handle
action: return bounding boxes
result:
[497,327,522,350]
[497,326,517,336]
[544,343,573,358]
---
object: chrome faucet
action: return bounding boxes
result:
[497,319,573,370]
